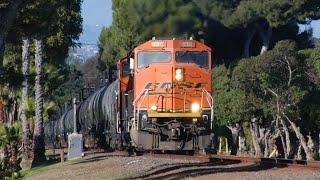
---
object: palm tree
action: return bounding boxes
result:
[21,38,32,160]
[32,39,46,165]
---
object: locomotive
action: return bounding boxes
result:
[117,38,214,152]
[55,38,214,153]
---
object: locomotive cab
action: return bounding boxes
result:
[117,38,213,152]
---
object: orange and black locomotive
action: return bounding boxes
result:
[117,38,214,152]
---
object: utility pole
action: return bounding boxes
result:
[67,97,83,160]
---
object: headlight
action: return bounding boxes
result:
[175,68,183,81]
[142,114,147,121]
[191,103,200,113]
[150,105,157,111]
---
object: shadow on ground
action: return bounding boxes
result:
[71,153,128,165]
[129,158,289,180]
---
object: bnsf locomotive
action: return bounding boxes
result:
[117,38,214,152]
[55,38,214,153]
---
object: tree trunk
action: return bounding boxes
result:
[227,123,241,155]
[0,96,5,123]
[307,135,315,157]
[280,118,291,159]
[263,130,270,157]
[258,26,272,55]
[279,132,287,158]
[296,144,302,160]
[21,38,32,160]
[284,114,314,160]
[32,39,46,166]
[250,121,263,157]
[0,1,24,76]
[0,35,4,76]
[243,28,256,57]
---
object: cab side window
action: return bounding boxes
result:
[122,61,130,76]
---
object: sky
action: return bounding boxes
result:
[311,20,320,38]
[79,0,320,44]
[79,0,112,44]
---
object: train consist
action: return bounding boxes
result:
[54,38,214,153]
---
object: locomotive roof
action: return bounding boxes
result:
[135,39,211,51]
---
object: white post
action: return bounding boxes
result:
[218,137,222,154]
[225,137,228,154]
[73,98,77,133]
[238,136,241,155]
[318,132,320,157]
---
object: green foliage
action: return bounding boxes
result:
[100,0,318,67]
[214,40,320,140]
[297,44,320,135]
[25,98,35,122]
[25,98,59,122]
[4,0,83,70]
[53,65,84,104]
[212,65,246,125]
[1,0,83,125]
[99,0,140,70]
[43,101,58,122]
[213,0,320,28]
[0,124,22,148]
[0,123,22,179]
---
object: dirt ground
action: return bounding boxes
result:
[23,151,320,180]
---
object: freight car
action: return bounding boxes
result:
[56,80,119,149]
[55,38,214,153]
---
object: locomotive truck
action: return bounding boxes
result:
[56,38,214,153]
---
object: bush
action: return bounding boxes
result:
[0,124,22,179]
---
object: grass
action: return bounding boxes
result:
[21,157,85,178]
[21,161,61,178]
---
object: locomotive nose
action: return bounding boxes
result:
[150,66,209,113]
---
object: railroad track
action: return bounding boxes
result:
[144,153,320,169]
[127,153,320,179]
[213,155,320,169]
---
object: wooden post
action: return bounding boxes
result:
[218,137,222,154]
[238,136,241,155]
[225,138,228,154]
[318,132,320,157]
[60,140,64,163]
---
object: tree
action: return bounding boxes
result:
[1,0,83,165]
[20,38,32,165]
[32,39,46,165]
[212,65,246,155]
[206,0,320,56]
[100,0,204,69]
[0,0,24,76]
[216,40,319,159]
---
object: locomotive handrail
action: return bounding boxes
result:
[133,88,149,130]
[203,89,214,130]
[133,88,148,106]
[203,89,213,108]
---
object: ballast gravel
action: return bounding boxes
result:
[24,151,320,180]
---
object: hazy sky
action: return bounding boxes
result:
[81,0,112,28]
[311,20,320,38]
[80,0,320,42]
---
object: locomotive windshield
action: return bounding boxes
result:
[176,51,209,69]
[138,51,172,68]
